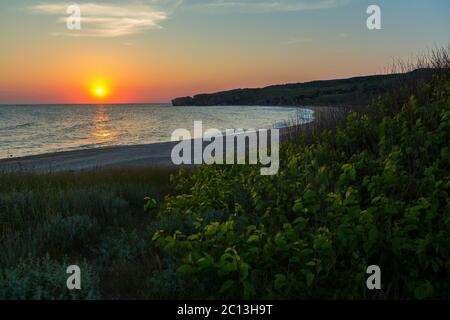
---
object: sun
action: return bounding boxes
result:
[90,82,109,99]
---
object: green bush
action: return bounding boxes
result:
[150,76,450,299]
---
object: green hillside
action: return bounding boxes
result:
[172,69,434,107]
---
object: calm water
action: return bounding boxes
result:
[0,104,313,159]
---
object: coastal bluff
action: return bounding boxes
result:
[172,69,433,107]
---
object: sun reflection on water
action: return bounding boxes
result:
[91,105,116,144]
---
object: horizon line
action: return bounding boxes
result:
[0,102,172,106]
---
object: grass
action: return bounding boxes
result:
[0,167,178,299]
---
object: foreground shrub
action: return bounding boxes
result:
[150,76,450,299]
[0,255,100,300]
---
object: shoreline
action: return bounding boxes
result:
[0,106,330,173]
[0,140,182,173]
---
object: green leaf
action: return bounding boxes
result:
[219,280,234,294]
[414,282,433,300]
[197,256,214,269]
[274,233,287,247]
[306,260,316,267]
[239,262,249,281]
[274,274,286,291]
[303,189,316,203]
[219,253,238,273]
[187,234,199,241]
[292,199,303,213]
[151,230,164,241]
[247,235,260,243]
[177,264,194,274]
[144,197,157,212]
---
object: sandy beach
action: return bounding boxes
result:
[0,131,281,173]
[0,140,181,173]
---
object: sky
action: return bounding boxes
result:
[0,0,449,104]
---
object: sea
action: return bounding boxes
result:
[0,104,313,159]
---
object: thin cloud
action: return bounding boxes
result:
[182,0,349,13]
[29,1,349,37]
[29,2,168,37]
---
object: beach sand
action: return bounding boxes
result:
[0,133,286,173]
[0,140,180,173]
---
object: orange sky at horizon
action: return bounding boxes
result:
[0,37,407,104]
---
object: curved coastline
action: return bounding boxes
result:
[0,106,328,173]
